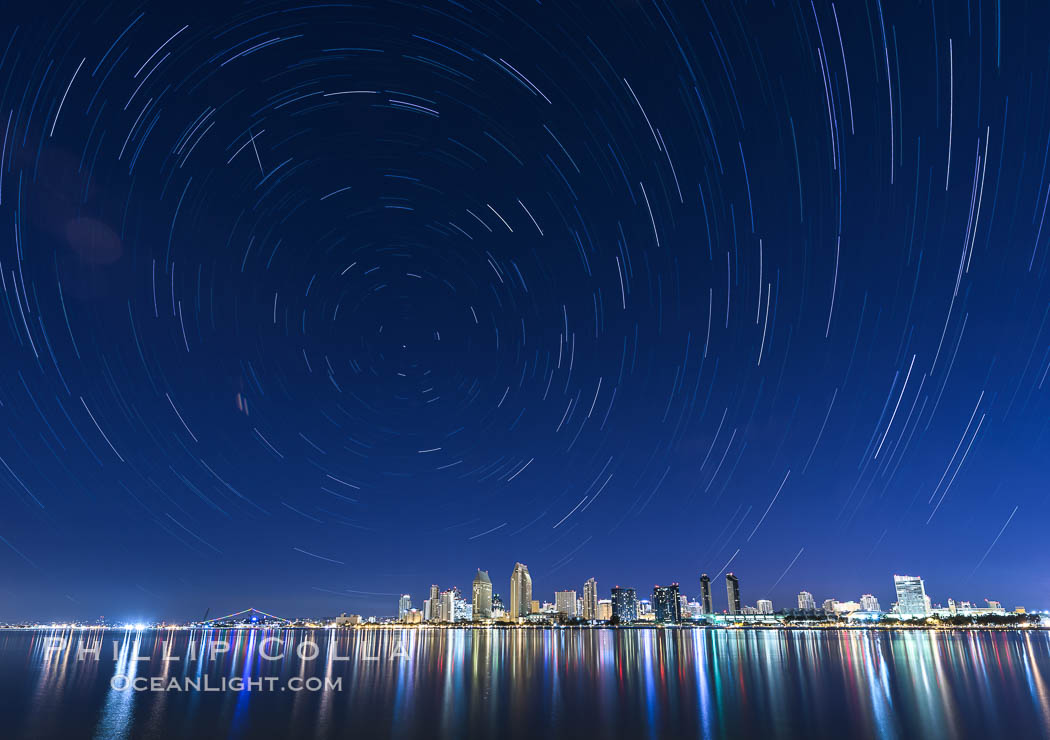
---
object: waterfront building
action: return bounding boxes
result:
[472,569,493,619]
[531,599,540,614]
[510,563,533,619]
[893,575,928,619]
[860,594,880,612]
[652,584,682,623]
[798,591,816,610]
[439,588,459,622]
[611,586,638,622]
[637,599,653,615]
[700,574,713,613]
[403,609,422,624]
[726,573,741,615]
[422,599,433,621]
[822,599,838,615]
[555,590,578,618]
[597,599,613,621]
[757,599,773,614]
[492,593,505,616]
[583,578,598,620]
[686,600,703,618]
[398,594,412,620]
[428,585,440,622]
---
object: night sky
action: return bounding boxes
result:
[1,0,1048,622]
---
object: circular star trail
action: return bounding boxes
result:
[1,0,1048,617]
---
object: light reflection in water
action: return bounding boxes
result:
[4,628,1050,738]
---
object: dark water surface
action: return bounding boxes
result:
[4,627,1050,739]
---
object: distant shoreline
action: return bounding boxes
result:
[2,623,1045,632]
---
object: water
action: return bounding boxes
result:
[4,627,1050,739]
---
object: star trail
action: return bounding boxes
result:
[0,0,1047,620]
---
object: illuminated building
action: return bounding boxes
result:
[472,569,493,619]
[798,591,816,610]
[427,585,440,622]
[510,562,533,619]
[555,590,578,618]
[757,599,773,614]
[893,575,928,619]
[582,578,598,620]
[652,583,681,623]
[398,594,412,620]
[611,586,637,622]
[726,573,741,615]
[597,599,612,621]
[860,594,880,611]
[700,574,713,614]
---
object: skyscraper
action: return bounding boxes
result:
[427,584,440,622]
[700,573,712,614]
[555,590,578,618]
[726,573,741,615]
[652,583,682,623]
[472,569,493,619]
[756,599,773,614]
[398,594,412,620]
[860,594,881,611]
[797,591,816,610]
[611,586,637,622]
[510,562,532,619]
[582,577,598,620]
[893,575,928,619]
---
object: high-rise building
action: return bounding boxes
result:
[893,575,928,619]
[438,587,461,622]
[398,594,412,620]
[611,586,637,622]
[860,594,881,612]
[582,578,598,620]
[726,573,741,615]
[428,585,440,622]
[597,599,613,621]
[652,584,682,623]
[798,591,816,610]
[423,599,433,621]
[492,593,505,616]
[510,562,533,619]
[555,590,578,618]
[472,569,493,619]
[756,599,773,614]
[700,574,713,614]
[531,599,540,614]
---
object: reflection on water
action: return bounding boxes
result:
[4,627,1050,738]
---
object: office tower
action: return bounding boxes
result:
[679,594,689,617]
[822,599,837,614]
[423,599,432,621]
[583,578,598,620]
[652,583,682,623]
[597,599,613,621]
[531,599,540,614]
[428,585,440,622]
[757,599,773,614]
[510,562,533,619]
[555,590,578,618]
[472,569,493,619]
[492,593,505,615]
[439,587,461,622]
[893,575,928,619]
[611,586,638,622]
[798,591,816,610]
[860,594,880,612]
[726,573,741,615]
[700,574,713,614]
[398,594,412,620]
